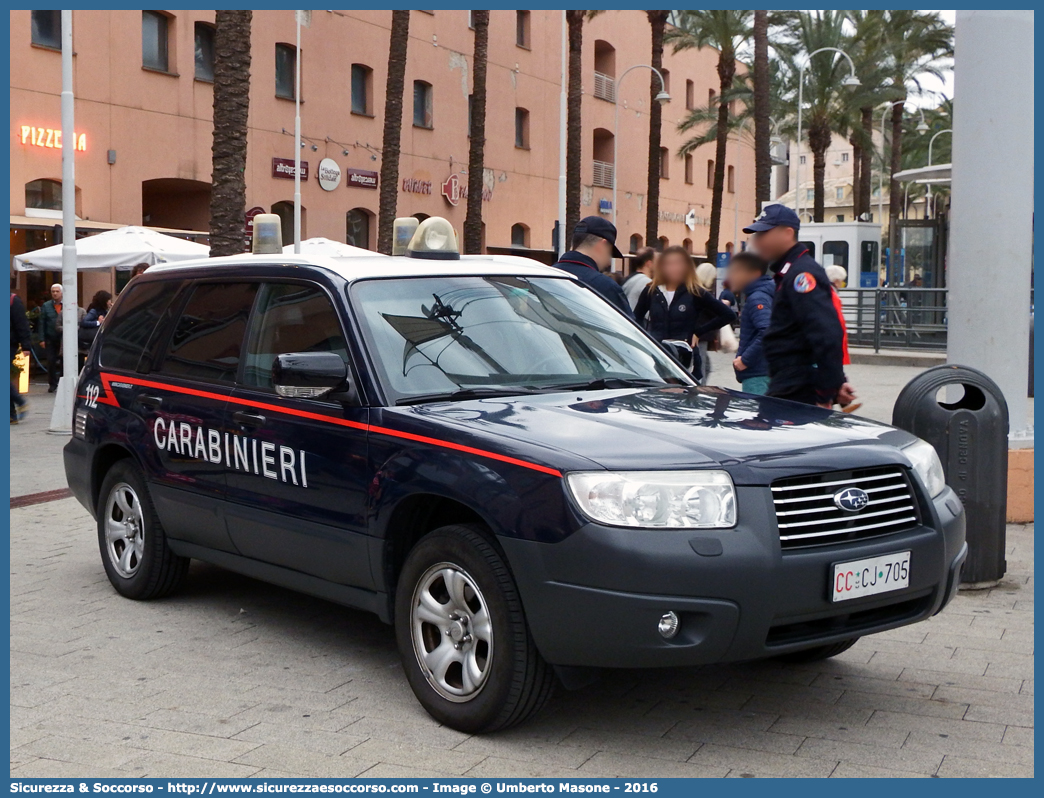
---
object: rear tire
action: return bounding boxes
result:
[395,523,554,733]
[97,459,189,600]
[776,637,860,663]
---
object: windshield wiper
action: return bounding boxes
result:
[538,377,671,393]
[395,386,541,406]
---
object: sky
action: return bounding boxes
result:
[912,10,955,107]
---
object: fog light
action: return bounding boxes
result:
[658,611,680,639]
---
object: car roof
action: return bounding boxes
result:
[145,252,571,283]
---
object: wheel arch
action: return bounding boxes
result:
[90,443,140,515]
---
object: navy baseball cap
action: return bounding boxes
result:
[574,216,624,259]
[743,204,801,234]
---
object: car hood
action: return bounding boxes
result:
[389,386,919,483]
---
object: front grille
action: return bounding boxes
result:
[772,466,919,549]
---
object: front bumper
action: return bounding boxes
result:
[501,485,967,668]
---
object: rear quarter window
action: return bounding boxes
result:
[98,280,181,372]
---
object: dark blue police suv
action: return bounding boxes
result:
[65,216,967,733]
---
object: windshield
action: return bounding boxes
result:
[350,275,693,404]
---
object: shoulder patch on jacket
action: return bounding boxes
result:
[757,304,764,309]
[793,273,817,293]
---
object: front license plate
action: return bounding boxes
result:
[832,551,910,602]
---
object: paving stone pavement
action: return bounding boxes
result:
[9,492,1033,778]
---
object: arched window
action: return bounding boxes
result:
[346,208,373,249]
[629,234,643,253]
[510,223,529,248]
[657,236,669,251]
[593,40,616,101]
[271,200,305,245]
[25,179,63,211]
[142,178,211,230]
[412,213,430,222]
[725,242,734,255]
[683,238,693,253]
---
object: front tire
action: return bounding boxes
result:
[97,459,189,600]
[395,524,554,732]
[776,637,860,663]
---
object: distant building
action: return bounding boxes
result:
[10,9,755,307]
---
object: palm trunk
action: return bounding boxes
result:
[809,117,831,223]
[859,106,874,219]
[208,10,252,257]
[565,11,585,237]
[464,11,489,254]
[706,52,735,261]
[377,10,410,255]
[645,11,668,246]
[850,133,862,218]
[888,98,905,246]
[752,10,771,212]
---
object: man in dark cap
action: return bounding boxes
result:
[552,217,633,317]
[743,204,855,408]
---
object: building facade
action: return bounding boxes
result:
[11,9,755,305]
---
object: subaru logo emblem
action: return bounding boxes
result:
[833,487,869,512]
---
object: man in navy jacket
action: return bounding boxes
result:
[552,217,633,318]
[742,205,856,408]
[726,252,774,395]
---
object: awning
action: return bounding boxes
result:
[10,215,209,239]
[893,164,952,184]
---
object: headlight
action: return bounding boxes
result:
[565,471,736,528]
[903,438,946,498]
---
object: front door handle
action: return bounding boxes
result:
[137,394,163,409]
[232,410,266,428]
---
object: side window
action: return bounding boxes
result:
[242,283,349,390]
[159,283,258,383]
[99,281,181,372]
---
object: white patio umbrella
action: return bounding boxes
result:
[283,237,377,258]
[12,225,208,271]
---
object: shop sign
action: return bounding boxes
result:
[346,168,379,190]
[272,158,309,180]
[440,173,492,207]
[19,125,86,151]
[317,158,342,191]
[401,176,432,195]
[244,206,266,235]
[599,198,613,215]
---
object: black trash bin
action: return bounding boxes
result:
[892,365,1008,585]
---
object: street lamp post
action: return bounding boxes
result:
[612,64,670,241]
[557,11,567,256]
[795,47,860,221]
[925,128,952,218]
[878,100,929,278]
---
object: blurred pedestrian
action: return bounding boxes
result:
[10,290,32,423]
[79,290,112,360]
[622,247,656,309]
[633,246,735,383]
[39,284,64,393]
[824,266,860,412]
[694,262,724,383]
[726,252,773,395]
[552,217,633,317]
[743,205,855,408]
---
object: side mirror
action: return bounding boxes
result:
[662,339,693,370]
[272,352,348,399]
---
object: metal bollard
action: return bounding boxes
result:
[892,365,1008,585]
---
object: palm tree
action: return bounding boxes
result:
[779,11,856,222]
[564,11,594,236]
[845,10,891,221]
[669,10,753,261]
[464,11,489,255]
[644,10,669,247]
[208,10,252,257]
[377,10,410,255]
[873,11,953,246]
[751,10,771,212]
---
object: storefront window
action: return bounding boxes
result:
[25,179,62,211]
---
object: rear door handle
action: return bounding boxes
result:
[232,410,266,428]
[137,394,163,409]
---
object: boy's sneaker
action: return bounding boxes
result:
[14,400,29,423]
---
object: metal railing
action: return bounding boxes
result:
[592,160,615,188]
[838,288,948,352]
[593,71,616,102]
